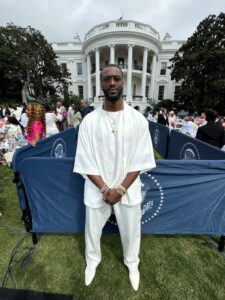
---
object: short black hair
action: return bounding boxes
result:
[43,103,51,112]
[100,64,123,80]
[8,116,20,125]
[206,109,217,122]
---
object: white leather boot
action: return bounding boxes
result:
[129,269,140,291]
[85,266,96,286]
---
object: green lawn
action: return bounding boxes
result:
[1,165,225,299]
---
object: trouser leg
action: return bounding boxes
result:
[113,202,141,271]
[85,204,111,269]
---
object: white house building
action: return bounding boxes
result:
[52,20,184,110]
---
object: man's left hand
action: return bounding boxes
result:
[104,189,122,205]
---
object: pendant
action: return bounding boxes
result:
[112,129,115,133]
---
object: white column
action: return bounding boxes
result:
[86,54,92,99]
[109,44,115,64]
[141,48,148,101]
[95,48,100,101]
[149,54,157,101]
[127,44,133,100]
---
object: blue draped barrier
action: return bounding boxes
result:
[12,127,78,172]
[167,130,225,160]
[12,128,78,210]
[13,124,225,239]
[19,158,225,235]
[149,122,170,158]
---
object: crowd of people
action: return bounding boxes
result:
[143,106,225,150]
[0,100,94,156]
[1,101,225,155]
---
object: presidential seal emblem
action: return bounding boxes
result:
[180,142,200,160]
[140,172,164,224]
[51,138,67,158]
[107,172,165,226]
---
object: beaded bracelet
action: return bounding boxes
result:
[116,184,127,196]
[100,184,109,193]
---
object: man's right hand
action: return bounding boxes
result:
[103,189,122,205]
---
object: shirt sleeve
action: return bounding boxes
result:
[73,117,100,178]
[128,119,156,173]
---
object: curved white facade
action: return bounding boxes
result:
[52,20,184,110]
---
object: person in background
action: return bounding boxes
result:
[26,103,46,146]
[55,100,67,131]
[68,103,82,128]
[67,103,74,127]
[180,116,198,138]
[44,104,59,137]
[168,111,177,129]
[199,112,207,126]
[20,105,28,128]
[157,108,169,126]
[216,117,225,129]
[196,109,225,149]
[143,106,152,119]
[80,100,92,119]
[0,105,10,118]
[12,105,23,121]
[134,105,140,112]
[7,116,25,136]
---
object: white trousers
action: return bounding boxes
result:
[85,202,141,271]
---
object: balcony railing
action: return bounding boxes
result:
[85,20,160,42]
[88,95,154,103]
[91,65,151,74]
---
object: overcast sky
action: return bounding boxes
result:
[0,0,224,42]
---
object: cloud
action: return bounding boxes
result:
[0,0,224,42]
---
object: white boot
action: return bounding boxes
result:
[85,266,96,286]
[129,269,140,291]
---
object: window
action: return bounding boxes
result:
[158,85,165,100]
[116,22,128,27]
[118,58,124,69]
[78,85,83,99]
[145,85,149,97]
[133,84,136,96]
[160,62,167,75]
[135,23,143,29]
[77,63,83,75]
[134,60,138,70]
[91,63,95,74]
[105,60,109,66]
[93,85,96,97]
[174,85,181,101]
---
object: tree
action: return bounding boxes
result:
[153,99,174,113]
[170,13,225,114]
[0,23,70,103]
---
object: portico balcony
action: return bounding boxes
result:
[91,64,151,74]
[85,20,160,42]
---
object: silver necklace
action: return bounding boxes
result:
[107,114,119,133]
[103,103,124,133]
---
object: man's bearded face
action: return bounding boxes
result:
[101,67,123,102]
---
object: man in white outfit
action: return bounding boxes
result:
[74,64,156,291]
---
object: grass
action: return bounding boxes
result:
[1,164,225,299]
